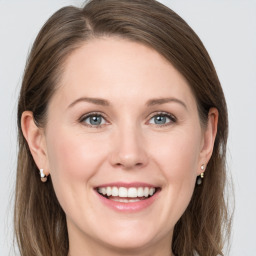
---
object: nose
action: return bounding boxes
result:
[109,124,149,170]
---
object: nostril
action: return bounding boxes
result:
[113,161,145,170]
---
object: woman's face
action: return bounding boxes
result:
[40,37,213,254]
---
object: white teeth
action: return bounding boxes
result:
[118,187,128,197]
[98,186,156,198]
[98,187,106,195]
[137,187,144,197]
[106,187,112,196]
[112,186,119,196]
[112,198,141,203]
[144,187,149,197]
[128,187,137,198]
[119,187,128,197]
[149,187,155,196]
[129,199,140,202]
[101,187,106,195]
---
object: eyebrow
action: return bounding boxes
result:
[146,97,187,109]
[67,97,187,109]
[67,97,111,109]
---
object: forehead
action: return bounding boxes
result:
[52,37,197,110]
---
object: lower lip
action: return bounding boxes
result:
[95,189,160,213]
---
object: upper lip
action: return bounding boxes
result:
[95,182,159,189]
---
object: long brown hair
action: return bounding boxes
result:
[15,0,232,255]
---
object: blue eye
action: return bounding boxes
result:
[80,112,175,128]
[149,113,176,126]
[81,114,107,127]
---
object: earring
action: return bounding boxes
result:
[39,169,47,182]
[196,164,205,185]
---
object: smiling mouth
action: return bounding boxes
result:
[96,186,160,203]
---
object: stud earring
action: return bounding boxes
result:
[39,169,47,182]
[196,164,205,185]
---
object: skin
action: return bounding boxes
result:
[21,37,218,256]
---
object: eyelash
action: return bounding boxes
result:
[79,111,177,129]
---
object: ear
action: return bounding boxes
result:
[21,111,50,176]
[197,107,218,175]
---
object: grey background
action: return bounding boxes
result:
[1,0,256,255]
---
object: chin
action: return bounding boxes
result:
[102,234,156,252]
[96,221,165,251]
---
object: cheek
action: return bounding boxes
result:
[46,127,107,185]
[45,127,111,219]
[148,129,201,227]
[151,128,201,180]
[152,127,200,202]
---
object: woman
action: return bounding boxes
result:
[15,0,231,255]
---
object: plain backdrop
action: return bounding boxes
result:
[0,0,256,255]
